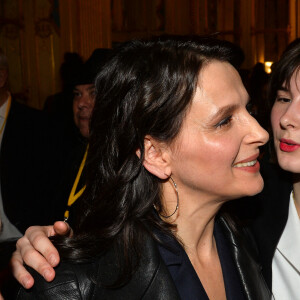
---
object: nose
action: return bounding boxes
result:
[279,101,300,129]
[78,94,93,109]
[245,114,269,146]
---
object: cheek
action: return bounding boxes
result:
[73,103,79,124]
[179,137,236,170]
[73,101,78,114]
[270,105,282,132]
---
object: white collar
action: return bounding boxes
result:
[0,92,10,118]
[277,191,300,271]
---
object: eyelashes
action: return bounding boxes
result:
[216,115,232,128]
[215,102,255,129]
[276,97,291,103]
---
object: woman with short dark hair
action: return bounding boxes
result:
[248,38,300,300]
[11,37,270,299]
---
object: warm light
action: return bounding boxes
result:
[264,61,273,74]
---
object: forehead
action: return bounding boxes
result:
[282,68,300,94]
[195,61,247,107]
[74,83,95,91]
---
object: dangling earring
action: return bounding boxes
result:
[158,176,179,218]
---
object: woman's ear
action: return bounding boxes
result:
[136,136,171,179]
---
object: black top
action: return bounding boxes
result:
[158,218,246,300]
[0,100,66,233]
[4,216,271,299]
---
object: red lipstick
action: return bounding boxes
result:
[280,139,300,152]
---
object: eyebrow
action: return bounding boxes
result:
[277,86,289,92]
[209,104,239,123]
[73,86,95,92]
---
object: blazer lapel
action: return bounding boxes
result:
[219,216,272,300]
[276,196,300,273]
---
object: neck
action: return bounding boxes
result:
[161,182,223,257]
[292,178,300,218]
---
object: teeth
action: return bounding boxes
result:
[234,160,257,168]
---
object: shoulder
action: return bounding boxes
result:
[94,232,180,299]
[15,260,99,299]
[218,216,272,299]
[15,234,180,300]
[6,100,51,135]
[9,100,43,119]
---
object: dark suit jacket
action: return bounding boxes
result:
[48,131,87,226]
[247,162,292,290]
[11,216,271,299]
[0,100,65,234]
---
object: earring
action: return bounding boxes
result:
[158,176,179,218]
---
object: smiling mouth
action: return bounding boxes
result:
[233,160,257,168]
[78,116,89,121]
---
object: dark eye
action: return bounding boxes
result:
[276,97,291,103]
[246,102,256,117]
[73,91,81,98]
[90,90,96,97]
[217,116,232,128]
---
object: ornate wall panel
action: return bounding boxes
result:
[59,0,81,55]
[0,0,61,108]
[264,0,289,62]
[0,0,26,104]
[32,0,61,108]
[0,0,297,108]
[111,0,164,42]
[77,0,111,59]
[252,0,290,64]
[0,0,112,108]
[289,0,300,42]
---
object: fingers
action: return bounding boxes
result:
[53,221,72,236]
[0,291,4,300]
[11,225,60,288]
[10,249,35,289]
[22,226,60,267]
[10,223,72,289]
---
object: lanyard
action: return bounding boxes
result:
[64,145,88,221]
[0,94,11,136]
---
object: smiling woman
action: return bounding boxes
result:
[169,61,267,204]
[9,37,270,300]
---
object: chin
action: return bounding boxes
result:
[278,163,300,174]
[241,176,264,197]
[277,156,300,174]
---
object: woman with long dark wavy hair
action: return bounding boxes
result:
[9,37,270,299]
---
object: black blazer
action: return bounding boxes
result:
[248,162,292,289]
[0,100,65,233]
[11,217,271,299]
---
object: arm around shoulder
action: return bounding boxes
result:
[14,263,85,300]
